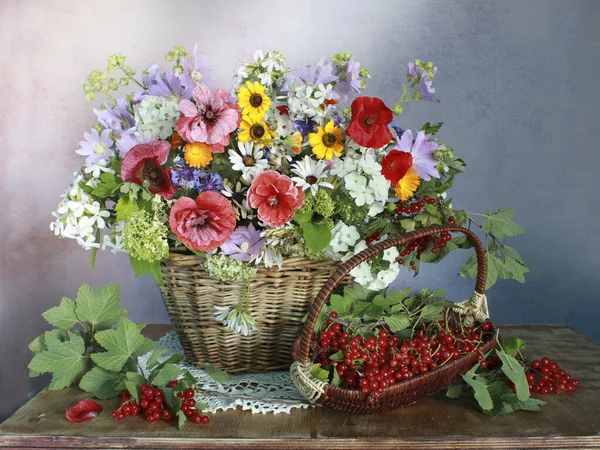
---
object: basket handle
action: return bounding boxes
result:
[297,225,487,364]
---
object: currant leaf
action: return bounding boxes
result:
[74,284,126,332]
[42,297,78,330]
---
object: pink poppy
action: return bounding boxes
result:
[176,85,241,153]
[247,171,305,228]
[66,399,103,423]
[120,140,177,200]
[169,191,236,252]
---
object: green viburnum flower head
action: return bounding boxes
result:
[203,254,257,282]
[123,210,169,262]
[313,189,334,218]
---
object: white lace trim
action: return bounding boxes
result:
[138,331,312,414]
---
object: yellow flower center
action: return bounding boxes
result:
[249,93,264,108]
[244,156,255,166]
[250,124,266,139]
[93,143,106,155]
[322,132,338,148]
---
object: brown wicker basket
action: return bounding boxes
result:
[159,249,349,373]
[290,224,497,414]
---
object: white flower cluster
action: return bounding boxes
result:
[102,220,126,254]
[348,242,401,290]
[327,221,360,259]
[287,83,337,124]
[331,152,391,217]
[134,95,180,140]
[233,50,287,91]
[213,305,258,336]
[50,172,111,250]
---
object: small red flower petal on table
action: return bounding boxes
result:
[65,399,103,423]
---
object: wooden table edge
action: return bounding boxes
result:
[1,434,600,449]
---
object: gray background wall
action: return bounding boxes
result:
[1,0,599,422]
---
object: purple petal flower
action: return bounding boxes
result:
[179,45,213,98]
[115,128,153,156]
[286,57,339,86]
[172,167,202,189]
[390,123,405,138]
[219,223,265,262]
[93,98,135,137]
[292,119,317,136]
[333,57,362,103]
[135,65,186,101]
[198,171,224,193]
[407,61,421,78]
[418,71,440,103]
[394,129,440,181]
[75,129,114,165]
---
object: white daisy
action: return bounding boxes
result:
[290,156,334,194]
[228,141,269,182]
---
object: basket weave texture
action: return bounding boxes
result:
[159,249,347,374]
[291,224,497,414]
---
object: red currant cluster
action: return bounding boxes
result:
[526,357,579,395]
[110,381,210,425]
[397,230,453,267]
[365,231,381,245]
[313,313,492,401]
[396,196,436,215]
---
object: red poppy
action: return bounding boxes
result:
[381,150,413,185]
[247,171,304,228]
[346,96,393,149]
[121,140,177,200]
[65,399,103,423]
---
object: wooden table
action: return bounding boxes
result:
[0,324,598,449]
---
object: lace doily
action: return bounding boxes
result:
[138,331,312,414]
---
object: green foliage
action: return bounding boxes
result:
[91,172,122,198]
[28,283,227,429]
[447,341,545,416]
[301,221,332,254]
[130,255,164,285]
[480,209,526,239]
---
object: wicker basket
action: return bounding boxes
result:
[291,225,497,414]
[159,249,349,373]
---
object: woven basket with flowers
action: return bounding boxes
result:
[51,47,528,374]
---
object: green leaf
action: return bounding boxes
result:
[91,317,156,372]
[446,380,466,399]
[151,364,184,387]
[310,364,330,383]
[454,209,468,226]
[28,329,65,354]
[462,375,493,411]
[149,354,185,381]
[79,367,125,399]
[343,284,376,303]
[385,288,411,306]
[400,219,416,231]
[372,294,390,310]
[501,245,525,264]
[75,284,127,331]
[420,304,444,321]
[42,297,78,330]
[293,209,313,223]
[498,255,529,283]
[177,410,187,429]
[329,350,344,362]
[352,301,371,316]
[481,209,526,239]
[383,314,411,332]
[28,331,87,389]
[485,381,545,417]
[421,122,443,135]
[485,253,500,289]
[203,362,232,384]
[500,337,526,357]
[497,350,530,402]
[313,304,330,332]
[329,294,352,316]
[91,172,121,198]
[302,222,332,254]
[451,235,473,249]
[146,349,170,370]
[130,256,164,286]
[125,372,146,403]
[115,196,140,221]
[331,367,342,387]
[459,253,478,279]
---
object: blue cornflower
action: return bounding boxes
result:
[198,172,224,193]
[172,167,201,190]
[390,122,405,138]
[293,119,317,136]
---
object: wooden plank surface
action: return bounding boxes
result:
[1,325,598,449]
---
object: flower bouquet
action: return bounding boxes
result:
[51,47,528,373]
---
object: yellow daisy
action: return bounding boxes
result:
[395,165,420,201]
[237,81,271,118]
[238,114,277,147]
[308,120,344,160]
[184,142,213,168]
